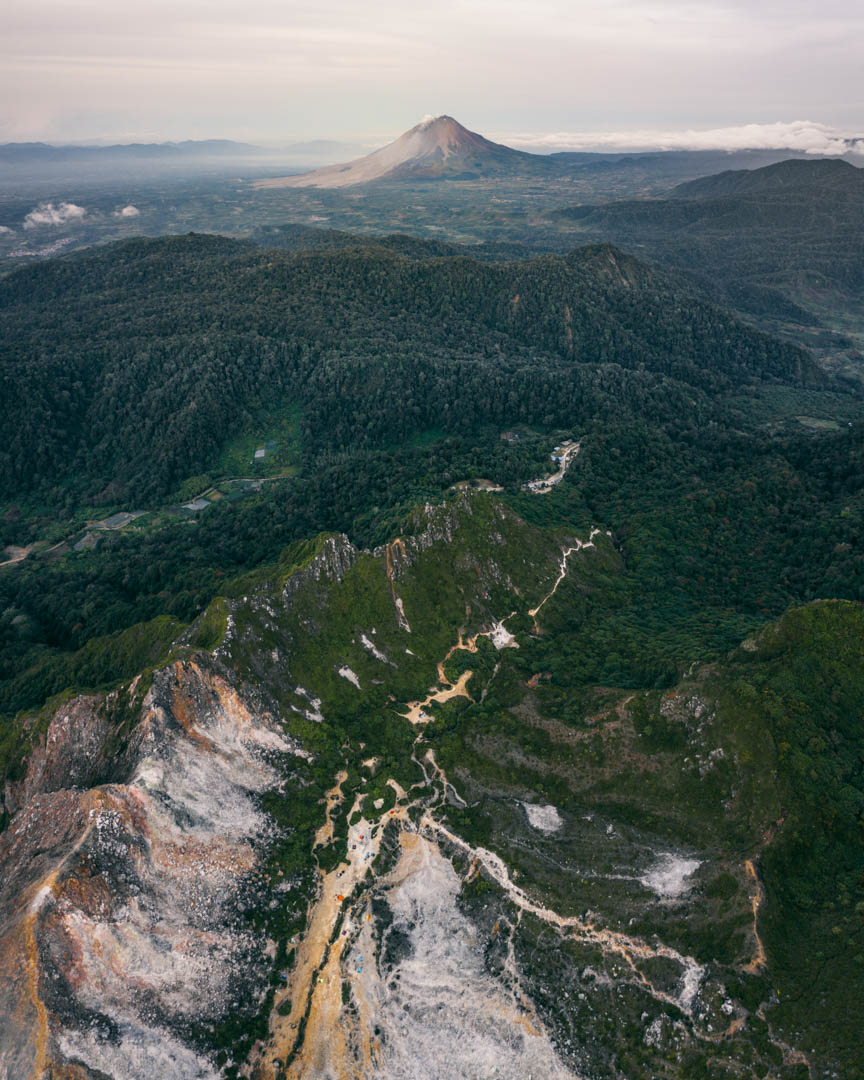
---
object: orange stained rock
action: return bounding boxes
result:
[11,788,106,1078]
[24,900,51,1079]
[401,668,473,726]
[259,787,411,1079]
[744,859,768,973]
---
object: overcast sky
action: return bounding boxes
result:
[2,0,862,148]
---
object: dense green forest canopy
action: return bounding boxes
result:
[0,231,862,737]
[0,234,819,509]
[552,158,864,344]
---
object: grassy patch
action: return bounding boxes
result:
[213,402,302,478]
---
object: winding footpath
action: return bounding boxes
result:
[528,529,600,632]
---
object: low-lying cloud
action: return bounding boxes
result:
[114,204,140,218]
[501,121,864,156]
[23,201,86,228]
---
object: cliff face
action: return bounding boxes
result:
[3,692,133,819]
[0,659,300,1079]
[0,496,571,1079]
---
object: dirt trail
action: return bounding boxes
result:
[401,625,480,724]
[423,814,704,1014]
[402,611,520,725]
[401,669,474,725]
[528,530,599,632]
[0,544,36,567]
[743,859,768,973]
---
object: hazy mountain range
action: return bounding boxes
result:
[5,115,860,186]
[255,114,864,189]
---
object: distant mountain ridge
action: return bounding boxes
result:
[673,156,864,198]
[551,156,864,346]
[0,139,265,164]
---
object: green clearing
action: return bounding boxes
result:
[795,415,842,430]
[402,426,447,449]
[213,401,302,478]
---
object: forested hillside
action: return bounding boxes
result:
[0,234,818,508]
[672,156,864,198]
[552,158,864,351]
[0,231,861,754]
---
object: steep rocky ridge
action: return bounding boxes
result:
[2,690,135,818]
[0,496,579,1078]
[0,494,860,1078]
[0,659,303,1079]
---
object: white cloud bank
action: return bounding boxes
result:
[500,121,864,156]
[23,201,86,228]
[115,204,140,217]
[0,225,13,235]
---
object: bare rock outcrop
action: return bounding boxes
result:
[0,659,298,1079]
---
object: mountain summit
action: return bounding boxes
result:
[256,114,555,188]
